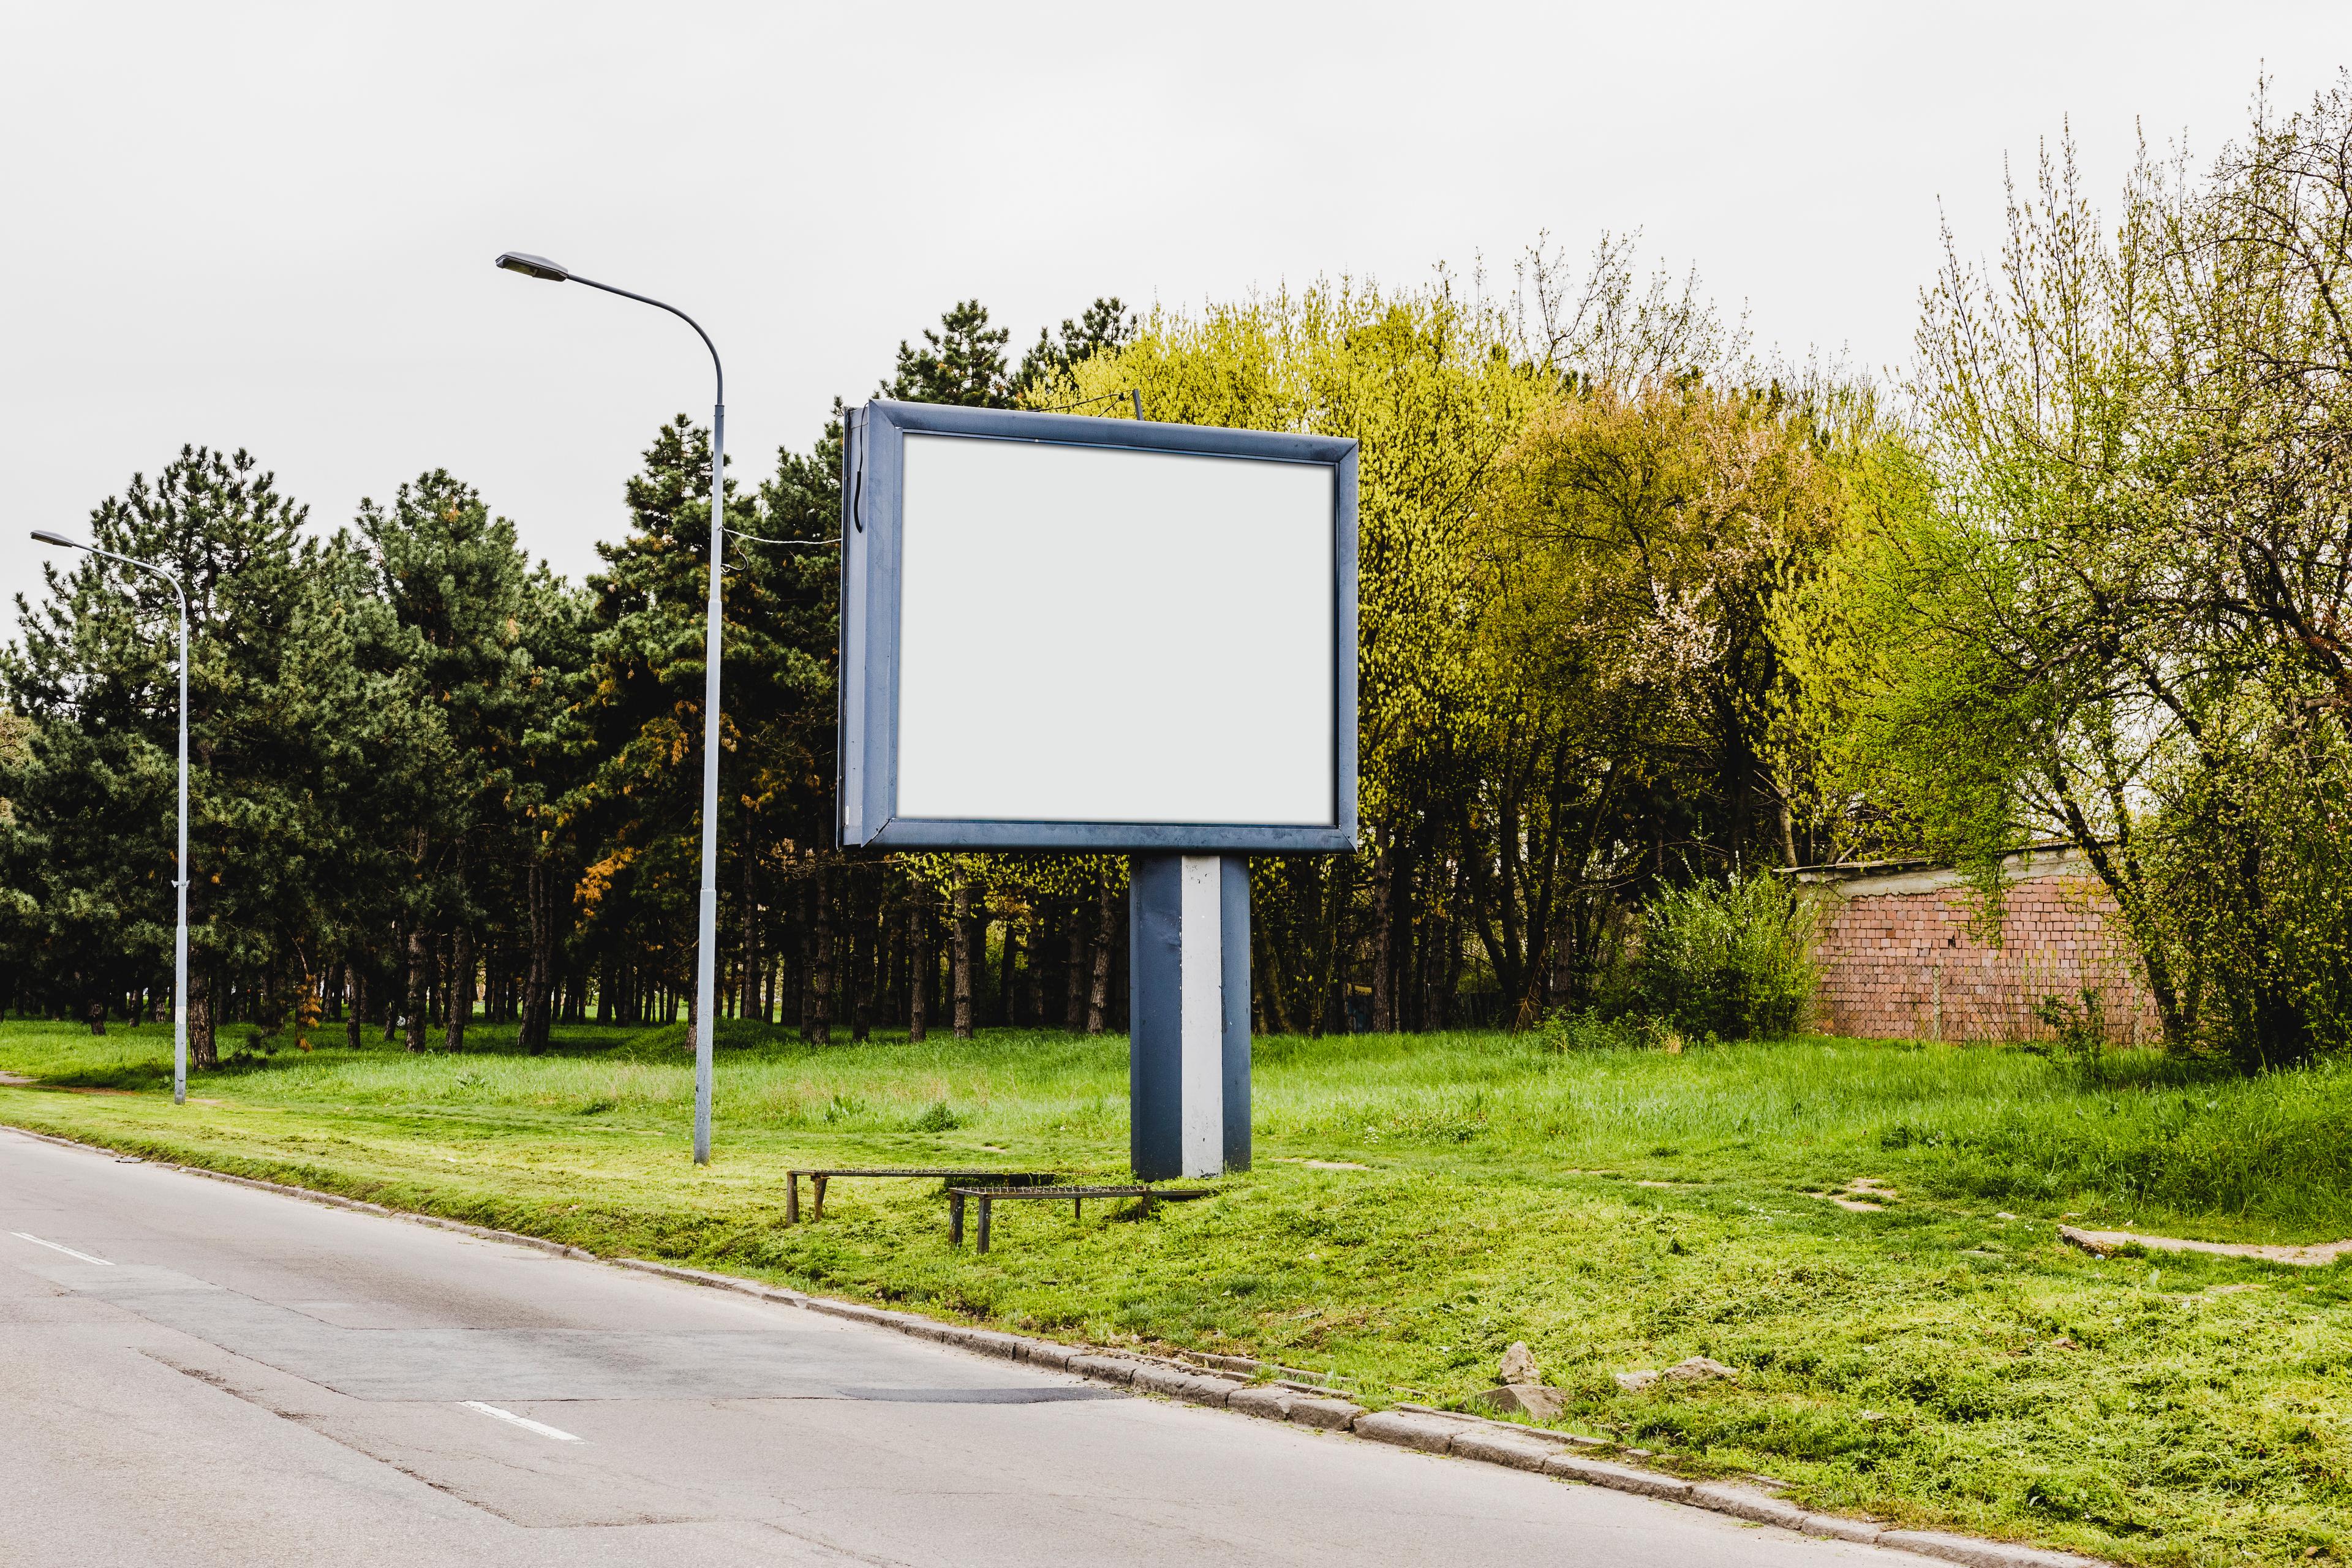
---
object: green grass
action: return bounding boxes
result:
[6,1017,2351,1566]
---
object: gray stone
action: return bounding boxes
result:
[1448,1429,1557,1472]
[1687,1483,1806,1528]
[1475,1382,1566,1420]
[1351,1411,1457,1454]
[1225,1385,1294,1420]
[1539,1453,1692,1501]
[1286,1396,1368,1431]
[1878,1531,2106,1568]
[1616,1355,1739,1393]
[1181,1374,1244,1407]
[1066,1354,1136,1385]
[1801,1514,1885,1544]
[1498,1341,1542,1385]
[1012,1338,1077,1369]
[1129,1363,1197,1398]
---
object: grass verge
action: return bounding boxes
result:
[4,1018,2349,1566]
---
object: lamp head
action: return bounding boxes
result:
[495,251,571,282]
[29,530,81,550]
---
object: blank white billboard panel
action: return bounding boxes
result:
[894,434,1335,827]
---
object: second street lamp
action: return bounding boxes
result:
[494,251,725,1166]
[29,529,192,1106]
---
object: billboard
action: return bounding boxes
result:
[837,400,1357,851]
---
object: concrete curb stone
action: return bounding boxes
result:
[1803,1514,1888,1544]
[1879,1531,2105,1568]
[1226,1385,1295,1420]
[1447,1429,1559,1472]
[1130,1362,1200,1399]
[1066,1354,1138,1385]
[1690,1483,1810,1529]
[1542,1453,1692,1502]
[1393,1401,1608,1449]
[1285,1396,1370,1431]
[1352,1411,1457,1454]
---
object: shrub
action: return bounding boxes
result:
[1635,871,1815,1040]
[907,1100,962,1133]
[1536,1009,1649,1051]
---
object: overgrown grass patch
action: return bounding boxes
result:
[5,1019,2350,1564]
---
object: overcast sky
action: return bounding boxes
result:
[4,2,2349,643]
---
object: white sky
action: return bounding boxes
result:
[4,2,2348,643]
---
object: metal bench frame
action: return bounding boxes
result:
[947,1185,1215,1253]
[786,1168,1057,1223]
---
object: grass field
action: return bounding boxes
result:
[6,1017,2350,1566]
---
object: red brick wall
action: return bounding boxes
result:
[1805,870,2160,1043]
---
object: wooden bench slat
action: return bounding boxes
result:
[787,1168,1060,1223]
[946,1186,1217,1253]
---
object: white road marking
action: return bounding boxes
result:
[460,1401,582,1442]
[10,1231,113,1265]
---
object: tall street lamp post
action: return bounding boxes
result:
[29,530,190,1106]
[493,252,725,1165]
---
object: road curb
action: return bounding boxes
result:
[0,1120,2108,1567]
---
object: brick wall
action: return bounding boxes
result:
[1798,846,2160,1043]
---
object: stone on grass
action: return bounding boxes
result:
[1476,1382,1566,1420]
[1617,1355,1740,1393]
[1498,1341,1542,1385]
[1660,1355,1740,1384]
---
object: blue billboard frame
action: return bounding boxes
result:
[836,398,1359,853]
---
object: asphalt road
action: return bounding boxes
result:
[0,1126,1912,1567]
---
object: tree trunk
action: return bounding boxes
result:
[404,922,430,1053]
[951,867,974,1040]
[1087,869,1115,1036]
[346,958,365,1051]
[444,920,473,1054]
[908,894,930,1042]
[739,830,760,1023]
[1065,896,1090,1030]
[809,855,835,1046]
[521,858,555,1055]
[1255,917,1293,1035]
[997,911,1019,1027]
[851,864,873,1043]
[86,997,106,1036]
[1370,827,1396,1033]
[189,970,217,1069]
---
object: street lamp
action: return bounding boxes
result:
[29,530,191,1106]
[494,251,725,1166]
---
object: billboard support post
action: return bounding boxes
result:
[1128,854,1251,1180]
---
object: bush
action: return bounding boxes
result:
[1536,1009,1649,1051]
[1635,871,1815,1041]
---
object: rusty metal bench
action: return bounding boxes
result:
[786,1168,1057,1223]
[947,1185,1215,1253]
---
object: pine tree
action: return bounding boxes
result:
[1011,297,1136,398]
[884,301,1012,407]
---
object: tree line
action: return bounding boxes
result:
[11,75,2352,1074]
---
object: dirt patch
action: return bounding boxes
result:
[2060,1224,2352,1267]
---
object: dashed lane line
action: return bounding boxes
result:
[10,1231,113,1265]
[460,1401,582,1442]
